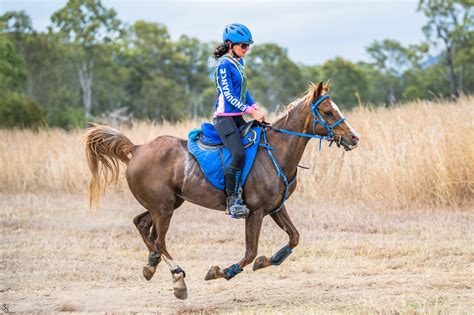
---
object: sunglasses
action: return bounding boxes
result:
[236,43,250,50]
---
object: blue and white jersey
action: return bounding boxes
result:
[214,55,255,116]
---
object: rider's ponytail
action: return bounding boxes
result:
[213,42,229,60]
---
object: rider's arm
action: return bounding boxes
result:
[216,62,251,113]
[246,91,256,109]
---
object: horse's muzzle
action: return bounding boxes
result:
[336,134,359,151]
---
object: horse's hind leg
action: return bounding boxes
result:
[205,210,264,281]
[253,206,299,271]
[133,198,184,281]
[133,211,159,280]
[148,200,188,300]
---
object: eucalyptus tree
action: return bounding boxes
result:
[174,36,214,120]
[246,43,304,112]
[50,0,122,116]
[0,34,27,92]
[418,0,473,97]
[366,39,428,105]
[320,57,368,108]
[118,20,188,121]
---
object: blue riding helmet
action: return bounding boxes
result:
[223,23,254,44]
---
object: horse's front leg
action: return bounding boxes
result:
[253,206,299,271]
[205,210,264,281]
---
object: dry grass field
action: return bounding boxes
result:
[1,98,473,313]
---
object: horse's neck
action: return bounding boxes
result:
[268,99,312,176]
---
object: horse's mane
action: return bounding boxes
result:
[271,83,318,126]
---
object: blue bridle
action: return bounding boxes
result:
[260,94,347,214]
[310,94,346,139]
[268,94,346,150]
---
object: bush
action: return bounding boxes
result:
[0,92,46,129]
[48,106,89,130]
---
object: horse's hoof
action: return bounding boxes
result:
[204,266,223,281]
[173,287,188,300]
[253,256,272,271]
[172,272,188,300]
[143,264,156,281]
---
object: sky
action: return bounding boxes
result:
[1,0,429,65]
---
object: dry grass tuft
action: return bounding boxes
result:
[57,301,84,312]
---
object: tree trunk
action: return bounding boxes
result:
[445,45,458,98]
[388,86,396,106]
[78,59,94,117]
[459,64,465,95]
[436,24,458,98]
[192,91,199,121]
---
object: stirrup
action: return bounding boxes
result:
[226,188,249,219]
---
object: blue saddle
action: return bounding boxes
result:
[188,122,261,191]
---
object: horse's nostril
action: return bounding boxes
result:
[352,135,359,142]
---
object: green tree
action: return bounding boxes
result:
[366,39,428,105]
[174,36,213,120]
[0,92,46,129]
[1,11,35,96]
[366,39,426,75]
[402,62,451,100]
[246,43,304,112]
[50,0,122,116]
[0,34,27,92]
[356,62,391,105]
[320,57,368,108]
[0,10,34,44]
[119,21,186,121]
[418,0,473,96]
[300,64,324,87]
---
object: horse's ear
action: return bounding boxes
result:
[313,81,324,101]
[323,79,331,93]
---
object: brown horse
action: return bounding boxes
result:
[84,80,360,299]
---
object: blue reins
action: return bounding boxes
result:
[260,94,345,214]
[268,94,346,150]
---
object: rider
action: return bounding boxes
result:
[212,23,265,218]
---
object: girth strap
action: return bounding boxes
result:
[259,127,298,215]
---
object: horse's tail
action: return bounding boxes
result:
[84,124,135,208]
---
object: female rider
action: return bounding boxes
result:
[213,23,265,219]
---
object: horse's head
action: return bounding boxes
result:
[306,80,360,151]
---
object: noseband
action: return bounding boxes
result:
[310,94,346,139]
[267,94,346,149]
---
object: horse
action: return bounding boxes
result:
[84,80,360,300]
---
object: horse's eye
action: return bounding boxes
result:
[324,111,333,117]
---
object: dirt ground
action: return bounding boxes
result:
[1,193,472,313]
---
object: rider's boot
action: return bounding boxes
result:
[225,165,250,219]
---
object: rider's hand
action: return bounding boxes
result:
[251,108,265,122]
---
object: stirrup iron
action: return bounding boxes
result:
[226,188,249,219]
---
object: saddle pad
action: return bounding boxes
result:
[199,123,222,145]
[198,122,255,146]
[187,127,262,190]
